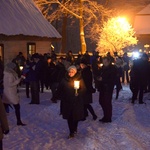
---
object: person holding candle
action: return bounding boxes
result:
[80,59,97,120]
[54,65,86,138]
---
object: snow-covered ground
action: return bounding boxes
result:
[3,85,150,150]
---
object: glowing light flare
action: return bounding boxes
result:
[116,17,130,32]
[132,52,140,59]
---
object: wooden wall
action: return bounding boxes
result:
[0,40,51,64]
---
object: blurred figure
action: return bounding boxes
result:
[83,51,90,65]
[50,57,66,103]
[44,57,56,90]
[75,51,83,66]
[3,62,26,126]
[51,50,57,61]
[66,51,74,64]
[131,53,149,104]
[22,57,34,98]
[80,60,97,120]
[28,53,42,104]
[97,57,117,123]
[92,56,102,89]
[15,52,26,68]
[115,57,123,99]
[122,52,130,83]
[0,56,4,98]
[0,99,9,150]
[107,52,114,63]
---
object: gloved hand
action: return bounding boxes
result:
[3,130,9,135]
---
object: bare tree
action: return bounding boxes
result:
[35,0,111,54]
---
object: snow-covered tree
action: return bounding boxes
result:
[96,17,138,55]
[35,0,111,54]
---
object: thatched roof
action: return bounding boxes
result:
[0,0,61,39]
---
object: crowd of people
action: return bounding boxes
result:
[0,49,150,148]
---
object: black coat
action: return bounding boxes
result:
[97,64,117,93]
[44,62,56,85]
[50,62,66,83]
[55,72,86,121]
[131,59,149,87]
[81,66,95,104]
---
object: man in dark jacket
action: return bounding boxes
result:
[50,58,66,103]
[122,52,130,83]
[97,57,117,123]
[28,53,42,104]
[0,99,9,150]
[131,53,149,104]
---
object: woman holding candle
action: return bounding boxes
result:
[54,65,86,138]
[80,60,97,120]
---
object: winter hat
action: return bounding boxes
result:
[68,65,77,73]
[6,62,16,69]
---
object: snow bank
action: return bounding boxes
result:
[3,85,150,150]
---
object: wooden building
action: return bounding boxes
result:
[0,0,61,63]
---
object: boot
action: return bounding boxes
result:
[17,121,26,126]
[14,104,26,126]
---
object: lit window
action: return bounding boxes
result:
[27,43,36,55]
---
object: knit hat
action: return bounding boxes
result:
[68,65,77,73]
[6,62,16,69]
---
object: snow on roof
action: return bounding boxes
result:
[134,4,150,34]
[0,0,61,39]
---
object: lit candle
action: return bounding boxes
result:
[19,66,23,71]
[74,81,80,89]
[100,63,103,67]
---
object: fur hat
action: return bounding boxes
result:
[6,62,16,69]
[68,65,77,73]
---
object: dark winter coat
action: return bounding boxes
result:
[97,64,117,93]
[44,62,56,85]
[122,56,130,71]
[28,60,44,82]
[55,72,86,121]
[0,99,9,140]
[50,62,66,83]
[131,59,149,87]
[81,66,95,104]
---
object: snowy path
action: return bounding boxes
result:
[3,85,150,150]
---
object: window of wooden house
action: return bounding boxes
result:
[27,43,36,55]
[0,44,4,61]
